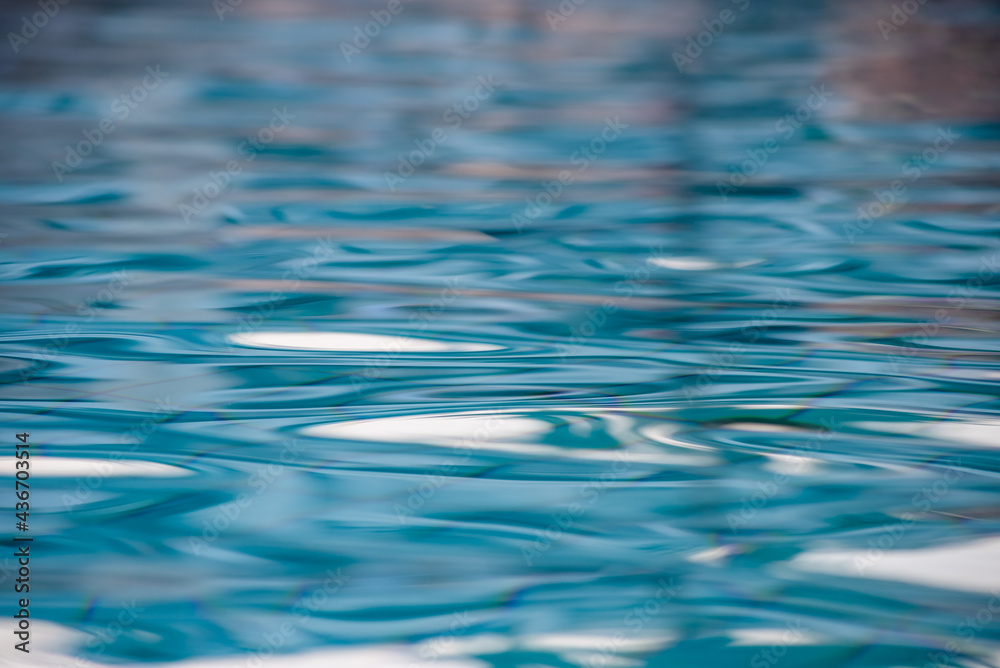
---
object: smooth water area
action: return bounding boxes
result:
[2,0,1000,666]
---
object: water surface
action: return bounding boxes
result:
[2,1,1000,666]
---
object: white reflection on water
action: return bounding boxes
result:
[228,331,502,353]
[728,627,826,646]
[852,419,1000,448]
[305,410,723,466]
[305,411,547,445]
[1,620,485,668]
[0,457,190,478]
[788,536,1000,593]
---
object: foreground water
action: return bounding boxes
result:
[2,0,1000,666]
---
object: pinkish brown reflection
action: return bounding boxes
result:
[831,0,1000,121]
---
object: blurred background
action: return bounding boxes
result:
[1,0,1000,666]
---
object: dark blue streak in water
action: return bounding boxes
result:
[1,0,1000,667]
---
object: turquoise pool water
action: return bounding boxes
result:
[2,0,1000,666]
